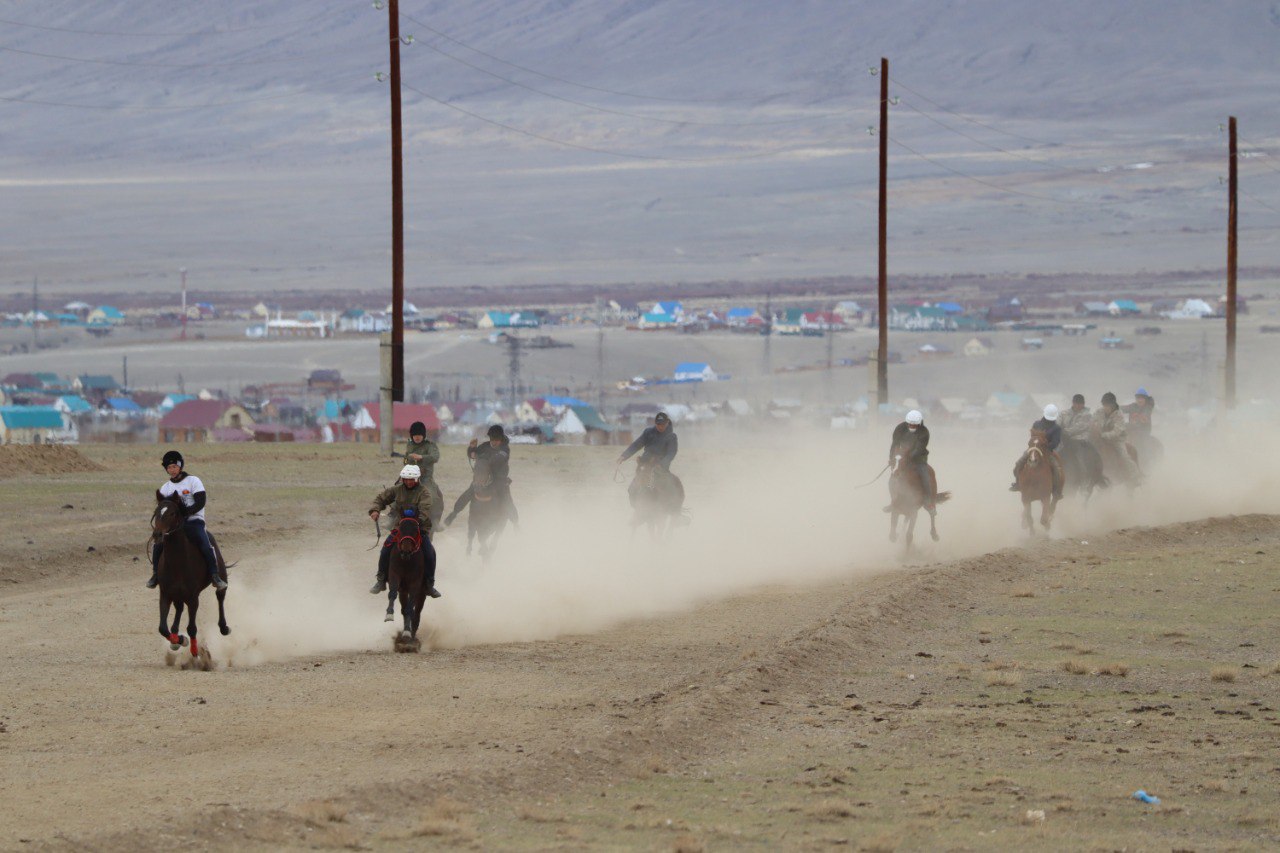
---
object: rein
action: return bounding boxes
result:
[855,460,894,489]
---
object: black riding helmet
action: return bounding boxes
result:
[654,412,671,426]
[161,449,184,469]
[487,423,506,440]
[409,420,427,439]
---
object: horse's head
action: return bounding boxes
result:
[152,496,184,538]
[1026,428,1048,462]
[391,513,423,557]
[891,443,913,473]
[472,455,495,501]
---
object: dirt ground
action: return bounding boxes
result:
[1,443,1278,851]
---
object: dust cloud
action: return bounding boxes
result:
[204,418,1280,667]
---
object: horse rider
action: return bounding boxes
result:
[403,420,444,530]
[617,411,679,502]
[147,449,227,591]
[1009,404,1064,499]
[1123,388,1156,445]
[368,463,441,598]
[885,409,936,514]
[1058,394,1093,443]
[443,424,517,528]
[1094,391,1143,484]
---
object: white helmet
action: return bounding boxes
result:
[1043,404,1059,421]
[905,410,923,425]
[399,464,421,480]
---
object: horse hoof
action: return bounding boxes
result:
[178,635,189,647]
[169,642,180,652]
[384,613,394,622]
[220,626,231,636]
[931,531,939,542]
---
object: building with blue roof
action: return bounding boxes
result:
[674,362,716,382]
[0,406,70,443]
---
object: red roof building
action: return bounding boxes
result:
[360,402,441,434]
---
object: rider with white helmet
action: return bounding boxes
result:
[886,409,937,514]
[367,463,440,597]
[1010,404,1064,498]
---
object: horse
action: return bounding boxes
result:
[1060,437,1108,501]
[887,445,951,553]
[151,496,230,669]
[385,512,433,652]
[627,459,685,539]
[1015,429,1058,535]
[1090,425,1143,490]
[466,454,508,559]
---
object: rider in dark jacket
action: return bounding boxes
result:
[886,410,935,513]
[618,412,681,505]
[1010,404,1064,498]
[444,424,517,527]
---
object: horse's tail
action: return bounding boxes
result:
[934,491,953,504]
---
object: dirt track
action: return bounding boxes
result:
[2,445,1279,850]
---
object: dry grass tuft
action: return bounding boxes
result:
[1202,779,1228,793]
[1022,809,1047,824]
[517,806,567,824]
[1210,666,1239,683]
[644,755,669,775]
[672,836,705,853]
[986,659,1020,671]
[424,796,471,822]
[412,818,469,838]
[291,800,348,824]
[807,799,855,821]
[1061,659,1089,675]
[984,671,1022,687]
[1269,661,1280,675]
[1010,585,1036,598]
[1160,630,1188,638]
[1098,661,1129,677]
[954,663,972,674]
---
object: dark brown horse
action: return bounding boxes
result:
[151,496,229,669]
[628,459,685,540]
[1015,429,1058,535]
[888,444,951,553]
[466,454,508,559]
[386,513,433,652]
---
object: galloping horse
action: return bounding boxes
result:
[628,459,685,539]
[151,496,230,667]
[1060,437,1108,501]
[386,512,433,651]
[465,454,508,559]
[887,444,950,553]
[1015,428,1058,535]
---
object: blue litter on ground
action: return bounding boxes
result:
[1132,790,1160,804]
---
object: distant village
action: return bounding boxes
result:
[0,292,1255,446]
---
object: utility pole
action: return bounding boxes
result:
[507,335,522,411]
[379,0,406,453]
[876,56,890,410]
[595,298,605,415]
[179,267,188,340]
[31,275,38,349]
[122,355,128,390]
[1225,115,1238,410]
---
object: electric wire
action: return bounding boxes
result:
[400,80,857,163]
[0,6,340,38]
[399,8,823,105]
[412,35,862,128]
[0,40,350,69]
[889,75,1089,150]
[1239,186,1280,215]
[0,85,328,111]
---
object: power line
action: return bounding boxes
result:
[889,75,1089,150]
[0,85,326,112]
[413,35,863,128]
[888,135,1108,205]
[896,98,1105,175]
[1239,185,1280,215]
[400,79,858,163]
[0,6,340,38]
[0,40,346,69]
[400,8,836,106]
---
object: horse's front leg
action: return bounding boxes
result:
[169,600,185,640]
[928,507,939,542]
[889,510,899,543]
[1041,498,1053,531]
[903,510,917,554]
[400,591,415,639]
[186,597,200,659]
[215,588,230,636]
[1022,499,1033,532]
[158,592,176,644]
[385,587,396,622]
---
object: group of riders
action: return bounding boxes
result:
[145,388,1156,596]
[146,412,688,600]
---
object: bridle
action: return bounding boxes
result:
[387,515,423,555]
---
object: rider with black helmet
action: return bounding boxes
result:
[617,412,682,506]
[443,423,518,527]
[403,420,444,530]
[148,449,227,590]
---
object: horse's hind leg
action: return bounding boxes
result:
[158,593,176,643]
[889,511,899,543]
[216,588,230,636]
[385,587,396,622]
[928,509,939,542]
[169,600,185,639]
[903,512,917,555]
[1022,501,1033,533]
[186,597,200,659]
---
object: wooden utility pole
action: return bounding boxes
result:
[876,57,890,409]
[380,0,406,453]
[1225,116,1238,410]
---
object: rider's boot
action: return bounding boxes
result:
[427,587,442,599]
[369,574,387,594]
[882,503,893,513]
[1008,481,1019,492]
[442,510,457,529]
[210,573,228,591]
[145,570,159,588]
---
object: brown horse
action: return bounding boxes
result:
[1015,429,1059,535]
[465,454,509,560]
[887,444,951,553]
[386,512,433,652]
[628,459,686,540]
[151,496,229,669]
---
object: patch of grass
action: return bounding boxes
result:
[806,799,855,821]
[672,836,706,853]
[1201,779,1227,792]
[1210,666,1238,683]
[984,671,1022,687]
[1098,661,1129,677]
[858,832,900,852]
[1061,659,1089,675]
[516,805,567,824]
[986,659,1020,671]
[291,800,348,824]
[1010,585,1036,598]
